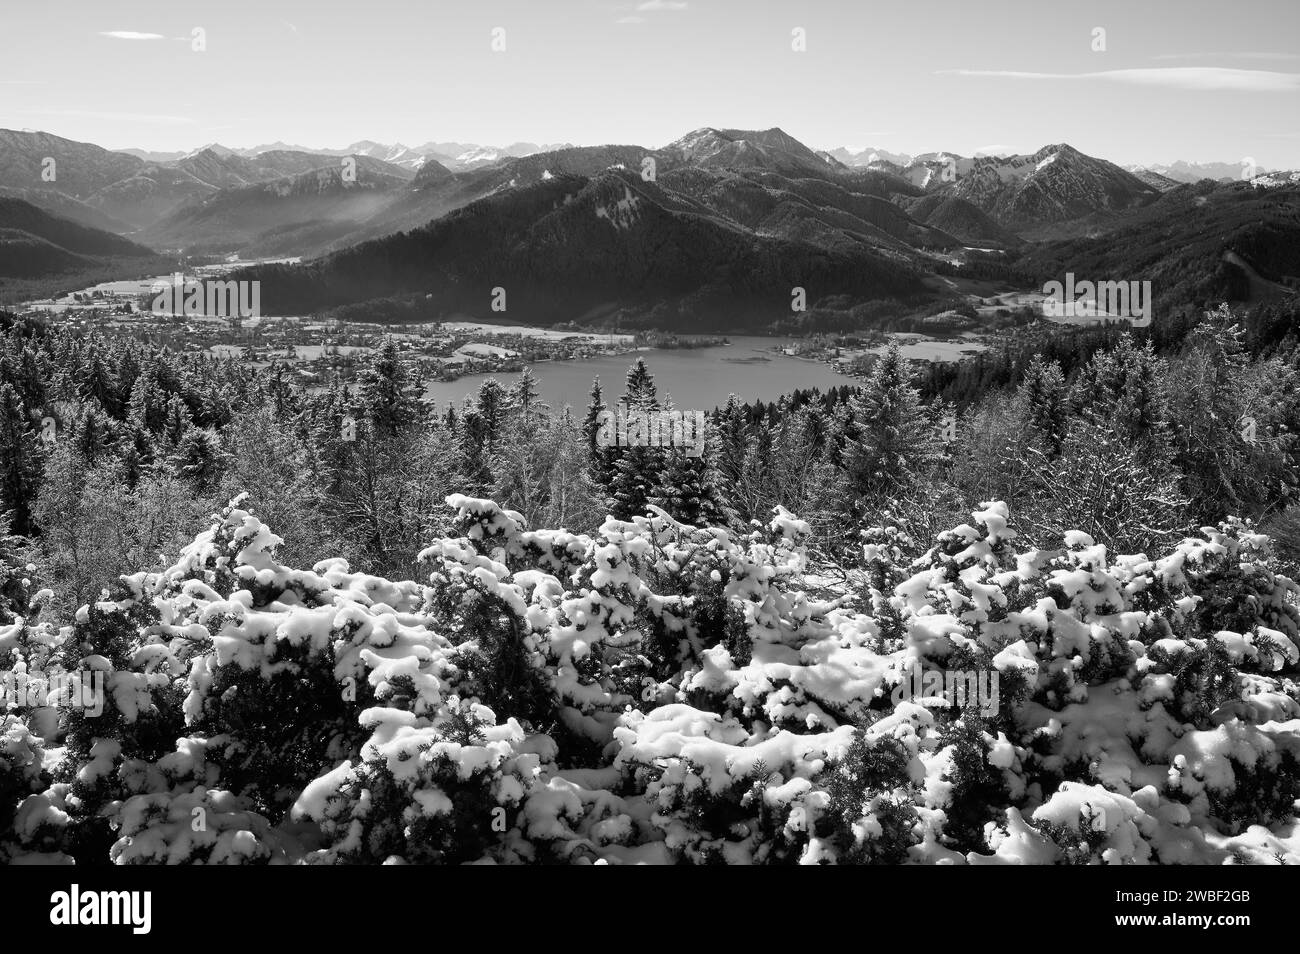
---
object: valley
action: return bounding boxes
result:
[3,124,1296,388]
[9,261,1007,409]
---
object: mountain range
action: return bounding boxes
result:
[120,140,575,172]
[0,197,155,273]
[1125,160,1268,185]
[1,126,1295,329]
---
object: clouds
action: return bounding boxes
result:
[938,67,1300,92]
[616,1,686,26]
[98,31,165,41]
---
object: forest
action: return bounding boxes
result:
[1,299,1298,864]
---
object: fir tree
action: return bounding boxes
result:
[650,424,732,527]
[0,383,41,536]
[0,511,32,626]
[473,378,508,448]
[169,427,228,494]
[582,376,616,491]
[623,358,659,409]
[1017,356,1068,455]
[715,394,750,490]
[127,367,168,435]
[841,345,941,500]
[605,361,666,520]
[357,338,420,438]
[161,393,194,450]
[738,417,779,523]
[508,367,546,420]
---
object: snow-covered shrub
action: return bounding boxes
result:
[9,494,1298,864]
[0,717,48,860]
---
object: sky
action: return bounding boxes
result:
[1,0,1298,167]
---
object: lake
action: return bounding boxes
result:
[422,336,853,412]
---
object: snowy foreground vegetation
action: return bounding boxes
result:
[2,493,1300,865]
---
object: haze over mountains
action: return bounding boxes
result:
[1,125,1295,329]
[1126,160,1266,184]
[120,140,576,172]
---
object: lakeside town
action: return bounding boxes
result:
[7,265,1075,391]
[13,272,649,387]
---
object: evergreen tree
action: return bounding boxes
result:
[1071,335,1169,445]
[357,338,420,439]
[623,358,659,409]
[79,348,121,418]
[68,399,117,465]
[127,367,168,435]
[169,427,228,494]
[0,383,41,535]
[715,394,750,490]
[606,361,665,520]
[1017,356,1068,455]
[582,376,616,491]
[1167,321,1261,518]
[0,511,31,625]
[738,417,778,522]
[650,433,731,529]
[161,393,194,449]
[508,367,546,421]
[841,345,941,500]
[474,378,508,448]
[608,440,662,521]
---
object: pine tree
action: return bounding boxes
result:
[623,358,659,409]
[508,367,546,421]
[169,427,228,494]
[0,511,31,626]
[127,367,168,435]
[715,394,750,490]
[650,426,731,527]
[357,338,420,439]
[606,361,666,520]
[583,376,606,461]
[79,348,121,418]
[738,418,778,522]
[474,378,508,447]
[1167,321,1257,518]
[161,393,194,450]
[582,377,616,491]
[608,441,662,521]
[68,399,117,465]
[1071,335,1169,444]
[1017,356,1068,455]
[266,362,293,420]
[841,345,941,500]
[14,346,46,416]
[0,383,41,536]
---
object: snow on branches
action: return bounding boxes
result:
[2,494,1299,865]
